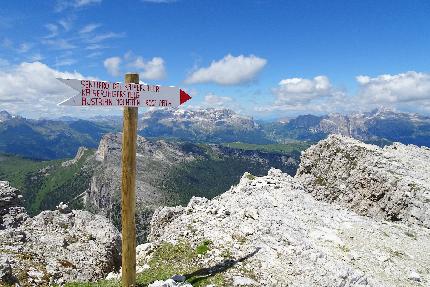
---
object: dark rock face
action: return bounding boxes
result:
[296,134,430,228]
[0,182,121,286]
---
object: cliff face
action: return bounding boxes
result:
[296,134,430,228]
[0,182,121,286]
[86,133,300,243]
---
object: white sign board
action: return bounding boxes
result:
[57,78,191,107]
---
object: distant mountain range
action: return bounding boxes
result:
[264,108,430,146]
[1,108,429,160]
[0,111,119,159]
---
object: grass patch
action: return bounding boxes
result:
[223,142,311,154]
[315,176,327,186]
[65,241,229,287]
[196,240,212,255]
[245,173,256,180]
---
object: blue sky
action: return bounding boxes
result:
[1,0,430,119]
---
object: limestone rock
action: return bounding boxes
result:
[0,181,27,229]
[0,182,121,286]
[296,134,430,228]
[140,169,430,286]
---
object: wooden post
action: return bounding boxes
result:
[121,73,139,287]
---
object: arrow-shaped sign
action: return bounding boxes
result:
[57,78,192,107]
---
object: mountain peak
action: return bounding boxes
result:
[0,110,12,122]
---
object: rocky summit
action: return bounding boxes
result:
[0,182,121,286]
[297,134,430,228]
[135,136,430,287]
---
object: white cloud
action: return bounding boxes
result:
[185,54,267,85]
[0,62,95,118]
[75,0,102,7]
[119,53,166,80]
[129,56,166,80]
[86,32,124,44]
[356,71,430,104]
[55,0,102,12]
[55,58,77,67]
[86,51,102,58]
[85,44,108,50]
[203,94,233,108]
[104,57,121,76]
[257,71,430,116]
[42,38,76,50]
[79,23,101,34]
[274,76,334,104]
[58,18,73,31]
[256,75,349,114]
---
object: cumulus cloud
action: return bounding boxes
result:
[103,57,121,76]
[104,52,167,80]
[356,71,430,104]
[0,62,95,117]
[185,54,267,85]
[256,75,349,114]
[274,76,334,104]
[257,71,430,116]
[129,56,166,80]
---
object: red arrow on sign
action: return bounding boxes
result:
[180,89,192,105]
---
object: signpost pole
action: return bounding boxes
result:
[121,73,139,287]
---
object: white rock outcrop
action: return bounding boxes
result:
[0,182,121,286]
[296,134,430,227]
[140,169,430,286]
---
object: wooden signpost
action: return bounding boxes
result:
[58,74,191,287]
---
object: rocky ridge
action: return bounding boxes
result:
[135,135,430,286]
[0,182,121,286]
[297,134,430,228]
[137,170,430,286]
